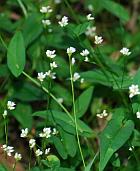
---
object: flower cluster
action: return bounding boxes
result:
[1,144,22,161]
[129,84,140,98]
[96,110,108,118]
[58,16,69,27]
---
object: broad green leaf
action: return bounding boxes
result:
[59,128,77,157]
[43,155,60,169]
[12,103,32,129]
[85,152,99,171]
[99,109,134,171]
[7,31,25,77]
[102,0,130,23]
[80,70,112,87]
[74,22,90,36]
[33,110,93,136]
[75,86,94,118]
[0,165,8,171]
[52,136,68,159]
[22,13,43,47]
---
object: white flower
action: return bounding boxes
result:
[57,98,63,104]
[85,26,96,37]
[94,35,103,44]
[46,50,56,58]
[73,72,80,82]
[45,148,50,155]
[136,111,140,119]
[48,28,52,33]
[42,19,51,26]
[52,128,58,135]
[54,0,61,4]
[67,47,76,55]
[40,6,52,13]
[80,78,84,84]
[50,62,58,69]
[45,70,56,79]
[80,49,89,57]
[84,57,89,62]
[96,110,108,118]
[35,149,43,157]
[58,16,68,27]
[2,110,7,118]
[120,47,131,56]
[39,127,51,138]
[87,14,94,21]
[2,145,14,156]
[72,58,75,65]
[29,139,36,149]
[129,84,140,98]
[88,4,93,11]
[20,128,28,138]
[37,72,46,82]
[14,152,22,161]
[7,101,16,110]
[129,146,134,151]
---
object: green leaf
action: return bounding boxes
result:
[7,31,25,77]
[75,86,94,118]
[74,22,90,36]
[42,155,60,169]
[99,109,134,171]
[133,68,140,85]
[52,136,68,159]
[22,13,43,47]
[102,0,130,23]
[12,103,32,129]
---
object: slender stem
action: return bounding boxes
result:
[22,71,74,122]
[17,0,28,18]
[121,57,127,88]
[13,162,16,171]
[28,150,32,170]
[68,54,86,168]
[4,119,8,145]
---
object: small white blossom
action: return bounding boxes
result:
[84,57,89,62]
[96,110,108,119]
[45,70,56,79]
[42,19,51,26]
[46,50,56,58]
[45,148,50,155]
[7,101,16,110]
[2,145,14,156]
[35,149,43,157]
[80,49,89,57]
[29,139,36,149]
[85,26,96,37]
[40,6,52,13]
[50,61,58,69]
[39,127,51,138]
[73,72,80,82]
[129,146,134,151]
[67,47,76,55]
[87,14,94,21]
[120,47,131,56]
[48,28,53,33]
[72,58,75,65]
[57,97,63,104]
[94,35,103,44]
[54,0,61,4]
[2,110,7,118]
[14,152,22,161]
[136,111,140,119]
[80,78,84,84]
[58,16,68,27]
[88,4,93,11]
[52,128,58,135]
[129,84,140,98]
[20,128,28,138]
[37,72,46,82]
